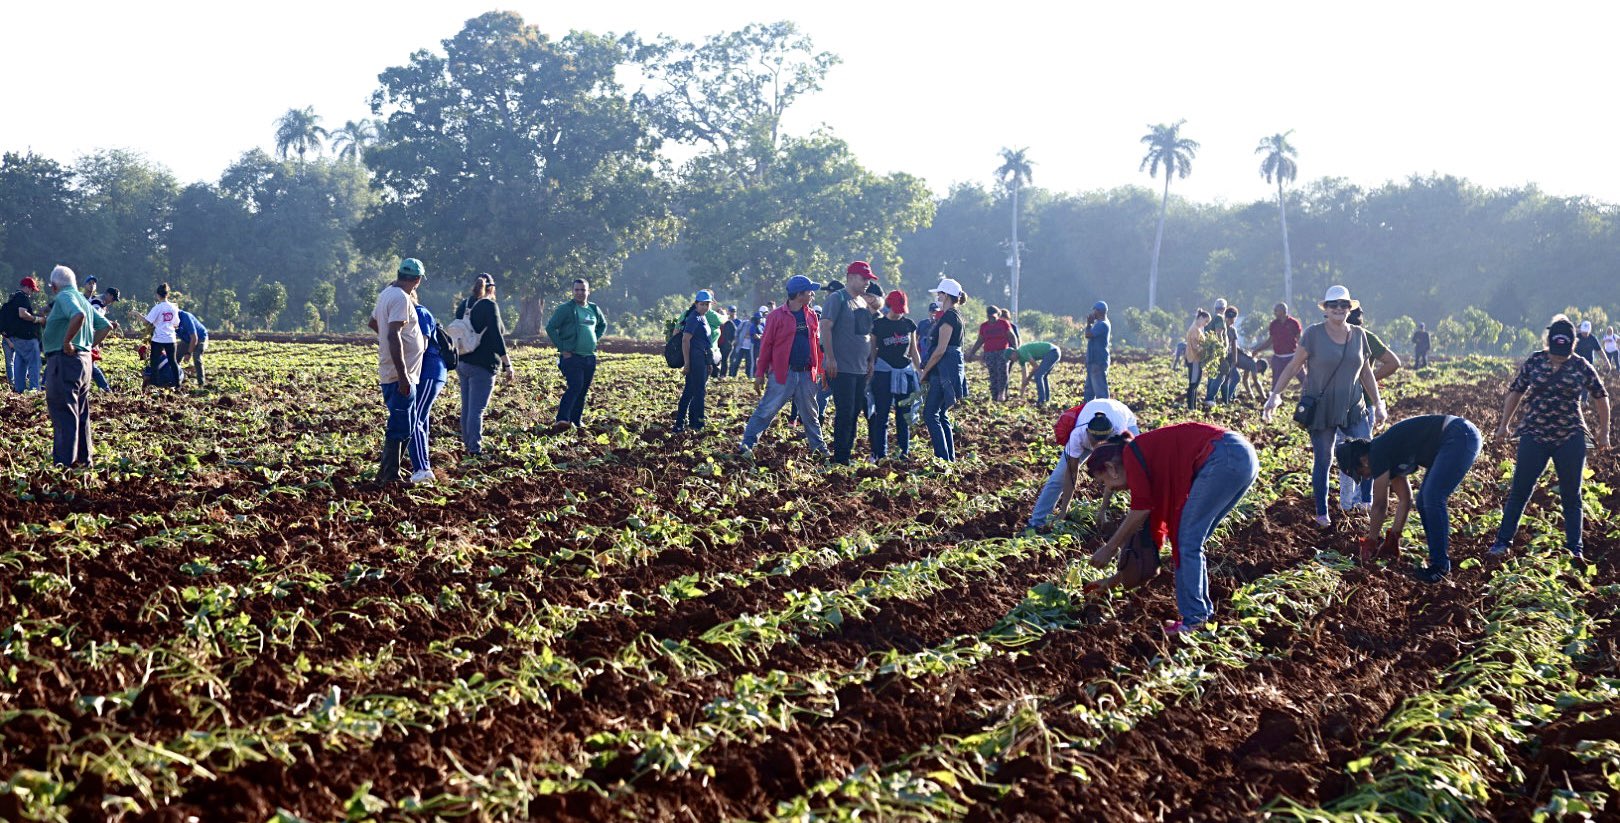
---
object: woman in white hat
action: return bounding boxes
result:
[1263,285,1386,527]
[918,278,968,461]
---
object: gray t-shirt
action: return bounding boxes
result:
[1300,322,1367,431]
[821,285,875,375]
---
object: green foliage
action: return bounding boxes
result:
[1119,306,1181,349]
[248,282,288,330]
[302,302,324,334]
[212,288,240,330]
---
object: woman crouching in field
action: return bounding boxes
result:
[1083,422,1259,635]
[1335,414,1482,583]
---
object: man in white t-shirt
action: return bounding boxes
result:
[368,258,427,485]
[1027,397,1140,531]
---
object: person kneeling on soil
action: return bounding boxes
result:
[1083,422,1259,636]
[1026,398,1138,532]
[1334,414,1482,583]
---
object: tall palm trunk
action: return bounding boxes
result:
[1009,182,1021,316]
[1148,174,1170,311]
[1276,177,1293,304]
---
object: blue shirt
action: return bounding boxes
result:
[177,310,209,342]
[415,305,448,382]
[916,316,936,360]
[682,310,712,357]
[1086,317,1111,366]
[789,308,813,368]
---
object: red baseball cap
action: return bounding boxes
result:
[846,261,876,280]
[20,277,38,291]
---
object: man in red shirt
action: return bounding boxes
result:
[1251,302,1304,393]
[1082,422,1259,635]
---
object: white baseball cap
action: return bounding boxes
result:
[1580,320,1593,333]
[934,278,964,299]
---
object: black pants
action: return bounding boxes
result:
[830,371,868,464]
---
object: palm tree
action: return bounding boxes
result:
[330,119,381,164]
[273,106,329,163]
[1139,120,1199,310]
[1257,131,1299,304]
[995,147,1034,316]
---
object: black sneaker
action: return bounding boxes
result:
[1415,566,1449,584]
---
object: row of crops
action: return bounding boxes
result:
[1,341,1616,820]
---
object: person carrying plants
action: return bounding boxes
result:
[1013,340,1062,407]
[866,289,921,460]
[176,307,209,389]
[40,266,111,466]
[368,258,427,484]
[1490,315,1611,563]
[1250,302,1304,394]
[1412,322,1432,368]
[967,305,1018,403]
[4,276,47,392]
[740,275,829,457]
[545,278,607,429]
[674,290,714,433]
[1263,285,1386,529]
[1026,398,1139,532]
[1182,309,1213,410]
[822,261,882,465]
[1336,414,1483,583]
[918,279,968,461]
[1083,421,1259,635]
[1202,297,1229,403]
[1082,301,1110,402]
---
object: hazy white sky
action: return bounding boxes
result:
[4,1,1616,204]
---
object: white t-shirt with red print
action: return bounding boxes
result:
[145,301,180,344]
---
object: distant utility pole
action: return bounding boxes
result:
[1008,182,1021,316]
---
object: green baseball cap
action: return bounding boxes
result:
[398,258,425,279]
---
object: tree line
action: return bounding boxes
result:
[2,11,1615,348]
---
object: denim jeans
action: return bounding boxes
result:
[1336,409,1375,509]
[742,370,827,451]
[1496,432,1587,554]
[381,380,417,443]
[45,352,94,466]
[1029,348,1060,405]
[1175,432,1259,626]
[1083,361,1109,403]
[924,347,964,460]
[1219,363,1239,402]
[830,371,869,464]
[1027,423,1141,530]
[457,362,494,454]
[1414,418,1482,572]
[410,377,444,473]
[91,364,110,391]
[1185,361,1203,409]
[555,354,596,425]
[732,347,754,378]
[1310,412,1371,517]
[675,361,709,429]
[869,372,912,459]
[10,337,42,392]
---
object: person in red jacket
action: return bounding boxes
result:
[739,275,828,457]
[1083,422,1260,635]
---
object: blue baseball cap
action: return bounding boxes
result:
[695,289,713,302]
[1093,300,1108,312]
[785,275,820,296]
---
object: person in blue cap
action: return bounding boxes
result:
[740,275,828,456]
[1083,300,1111,402]
[674,290,714,432]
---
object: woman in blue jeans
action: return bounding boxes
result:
[1083,422,1259,635]
[918,279,967,461]
[1336,415,1482,582]
[867,290,921,459]
[455,275,515,456]
[1491,316,1611,561]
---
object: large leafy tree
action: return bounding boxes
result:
[359,11,670,334]
[273,106,329,163]
[995,147,1033,316]
[1139,120,1199,310]
[73,150,179,294]
[0,151,82,280]
[1257,131,1299,303]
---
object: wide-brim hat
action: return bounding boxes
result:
[1319,284,1359,310]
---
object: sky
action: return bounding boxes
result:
[4,0,1618,204]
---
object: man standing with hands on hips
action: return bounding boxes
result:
[41,266,111,466]
[546,278,608,429]
[821,261,882,466]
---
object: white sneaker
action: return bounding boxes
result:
[1313,514,1332,529]
[409,469,436,485]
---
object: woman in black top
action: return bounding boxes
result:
[919,279,967,461]
[866,290,921,460]
[455,274,514,456]
[1336,414,1482,582]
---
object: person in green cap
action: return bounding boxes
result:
[368,258,427,485]
[1014,341,1062,407]
[546,278,608,428]
[40,265,112,466]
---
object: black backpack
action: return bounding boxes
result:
[433,323,459,370]
[663,315,686,369]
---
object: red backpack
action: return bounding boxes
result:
[1053,405,1086,446]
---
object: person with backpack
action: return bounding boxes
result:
[368,259,428,484]
[408,302,450,484]
[141,283,182,390]
[919,279,968,461]
[455,274,514,456]
[674,291,714,433]
[1083,422,1259,635]
[740,275,828,457]
[1014,341,1062,407]
[867,290,921,461]
[545,277,607,429]
[1335,414,1483,583]
[1026,398,1139,532]
[4,277,47,392]
[176,307,209,388]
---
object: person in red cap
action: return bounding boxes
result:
[4,277,48,392]
[866,289,922,460]
[821,261,882,465]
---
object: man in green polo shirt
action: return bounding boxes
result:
[41,265,111,466]
[545,278,608,427]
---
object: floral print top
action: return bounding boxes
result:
[1508,351,1607,447]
